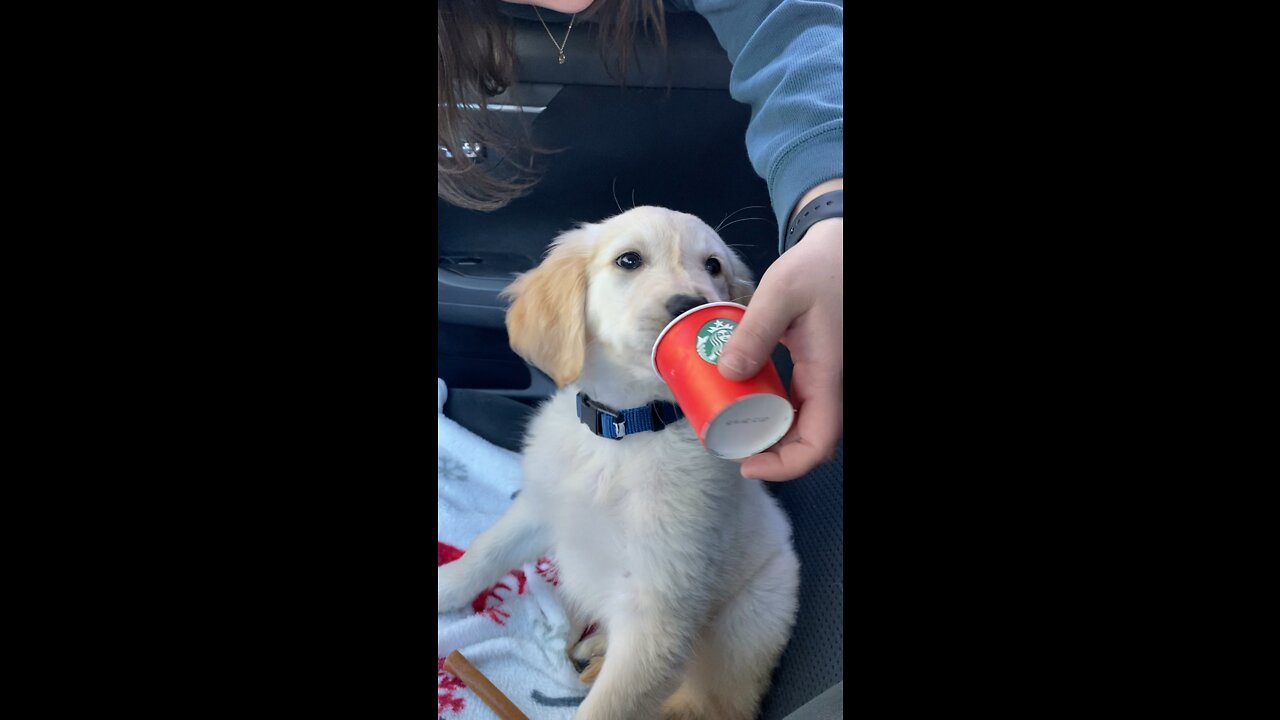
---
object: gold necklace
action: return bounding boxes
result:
[533,8,576,65]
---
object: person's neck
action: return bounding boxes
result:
[574,347,674,411]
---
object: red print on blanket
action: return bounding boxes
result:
[438,540,540,625]
[534,556,560,586]
[438,656,467,716]
[438,541,465,567]
[471,569,527,625]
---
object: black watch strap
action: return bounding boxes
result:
[782,189,843,254]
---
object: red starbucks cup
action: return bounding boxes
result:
[651,302,794,459]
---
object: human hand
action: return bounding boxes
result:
[717,218,843,481]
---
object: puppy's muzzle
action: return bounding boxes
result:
[665,294,708,320]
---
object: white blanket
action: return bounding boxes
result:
[438,379,588,719]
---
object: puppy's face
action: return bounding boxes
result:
[503,206,756,386]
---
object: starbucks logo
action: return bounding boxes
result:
[695,318,737,364]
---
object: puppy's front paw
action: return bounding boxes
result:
[437,561,476,613]
[570,632,608,683]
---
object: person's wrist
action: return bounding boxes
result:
[784,179,843,253]
[789,218,842,255]
[786,192,842,240]
[806,217,842,236]
[790,178,844,224]
[792,219,842,274]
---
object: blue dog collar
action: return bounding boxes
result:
[576,392,685,440]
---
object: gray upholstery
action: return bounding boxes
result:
[759,442,844,720]
[441,389,537,453]
[781,682,842,720]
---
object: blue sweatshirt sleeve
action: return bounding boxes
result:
[676,0,843,254]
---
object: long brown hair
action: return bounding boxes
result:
[437,0,667,212]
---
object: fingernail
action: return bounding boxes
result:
[720,353,749,376]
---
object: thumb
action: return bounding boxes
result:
[718,280,796,381]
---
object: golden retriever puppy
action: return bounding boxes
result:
[438,206,800,720]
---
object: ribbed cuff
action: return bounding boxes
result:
[768,120,843,255]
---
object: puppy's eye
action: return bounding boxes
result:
[616,252,643,270]
[705,257,722,276]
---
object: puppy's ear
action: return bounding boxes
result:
[501,226,596,387]
[724,248,756,305]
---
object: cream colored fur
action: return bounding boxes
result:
[438,207,799,720]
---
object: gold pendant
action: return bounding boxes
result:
[558,53,566,64]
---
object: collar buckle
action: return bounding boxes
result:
[577,393,623,441]
[649,405,669,432]
[576,392,683,441]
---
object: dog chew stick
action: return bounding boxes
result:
[443,650,530,720]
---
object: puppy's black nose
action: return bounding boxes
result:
[666,294,708,319]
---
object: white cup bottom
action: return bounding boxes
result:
[703,393,795,460]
